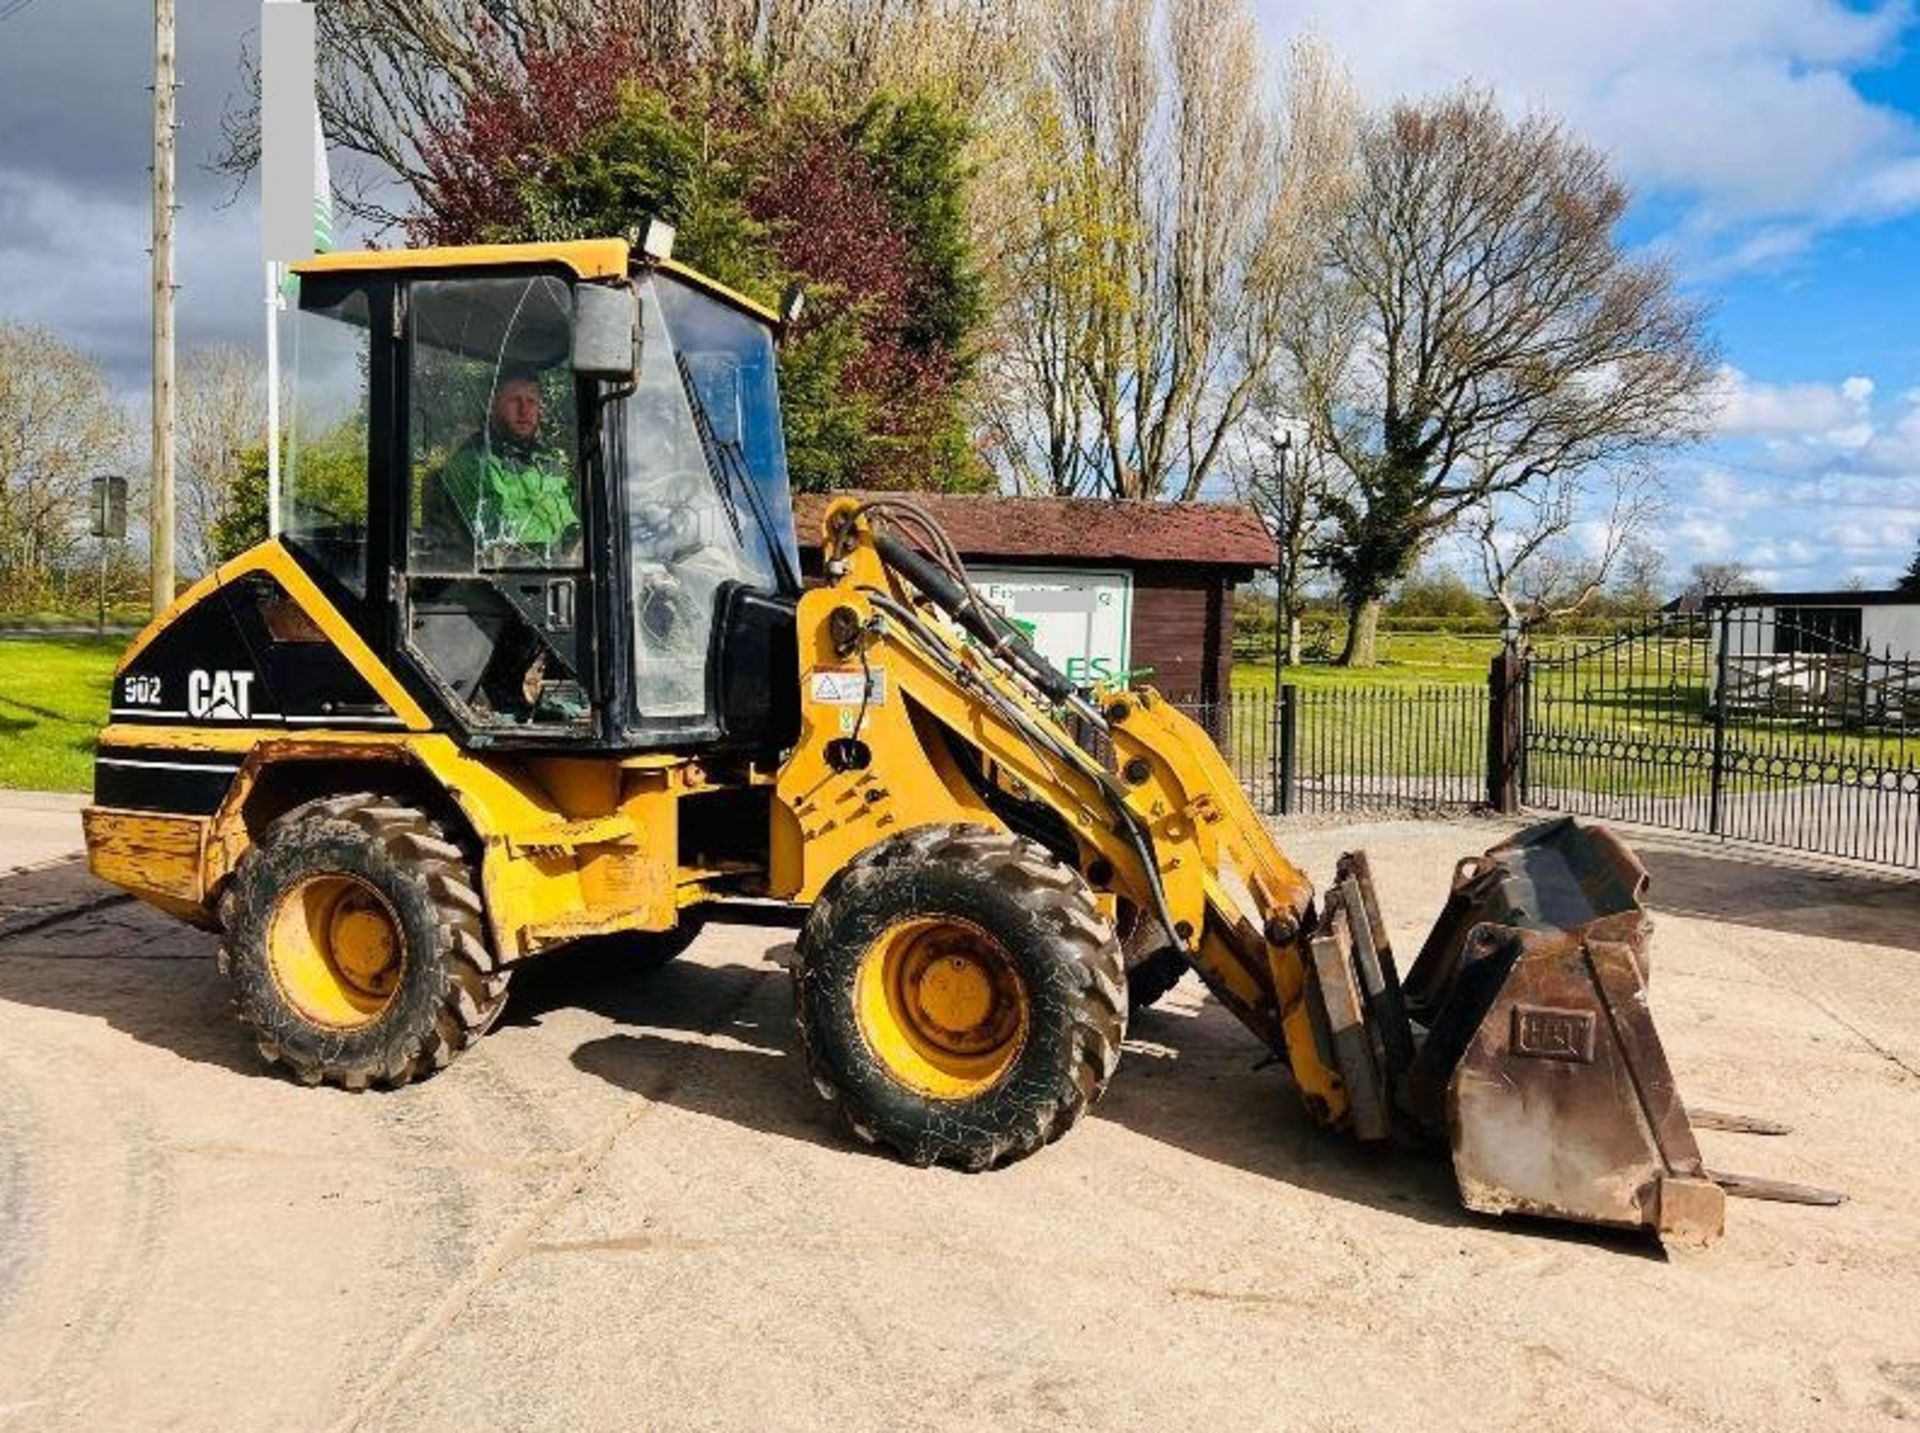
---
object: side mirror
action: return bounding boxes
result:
[572,282,640,380]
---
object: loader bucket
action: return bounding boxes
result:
[1314,817,1725,1243]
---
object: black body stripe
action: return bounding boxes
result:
[93,752,239,816]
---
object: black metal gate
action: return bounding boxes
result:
[1524,606,1920,867]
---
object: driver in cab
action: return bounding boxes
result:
[421,366,579,566]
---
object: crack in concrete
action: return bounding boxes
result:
[1725,945,1920,1085]
[0,894,134,945]
[326,966,773,1433]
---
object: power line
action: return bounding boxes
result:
[0,0,43,24]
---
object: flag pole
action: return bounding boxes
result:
[261,0,330,541]
[266,259,282,536]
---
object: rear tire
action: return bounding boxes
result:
[793,824,1125,1171]
[218,794,508,1089]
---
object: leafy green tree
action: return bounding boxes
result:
[210,446,270,563]
[1899,542,1920,596]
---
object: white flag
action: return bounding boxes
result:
[312,102,332,255]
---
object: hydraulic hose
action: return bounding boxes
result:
[873,531,1081,708]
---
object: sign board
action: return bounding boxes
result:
[973,566,1133,690]
[91,475,128,541]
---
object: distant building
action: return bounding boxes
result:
[792,493,1274,707]
[1668,588,1920,657]
[1666,588,1920,724]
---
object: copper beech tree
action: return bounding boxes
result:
[1284,90,1717,666]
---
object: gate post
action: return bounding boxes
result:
[1486,644,1524,815]
[1709,605,1731,836]
[1276,683,1298,816]
[1266,688,1280,814]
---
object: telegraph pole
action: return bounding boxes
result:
[150,0,177,613]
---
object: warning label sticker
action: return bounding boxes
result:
[810,668,886,706]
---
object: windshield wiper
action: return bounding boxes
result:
[676,353,746,545]
[675,353,800,594]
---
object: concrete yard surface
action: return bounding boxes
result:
[0,811,1917,1430]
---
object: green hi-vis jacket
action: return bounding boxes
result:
[431,431,577,549]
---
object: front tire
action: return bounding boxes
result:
[218,794,508,1089]
[793,825,1126,1171]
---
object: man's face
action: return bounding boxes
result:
[492,378,543,441]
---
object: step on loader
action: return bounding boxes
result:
[82,233,1836,1244]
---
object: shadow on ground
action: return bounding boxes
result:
[531,945,1660,1255]
[1643,843,1920,952]
[0,859,260,1077]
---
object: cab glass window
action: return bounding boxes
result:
[624,278,771,720]
[282,286,373,594]
[654,274,800,584]
[409,275,582,573]
[402,274,592,733]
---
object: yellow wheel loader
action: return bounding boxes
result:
[84,235,1832,1242]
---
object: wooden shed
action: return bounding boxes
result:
[793,493,1274,706]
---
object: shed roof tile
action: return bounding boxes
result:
[791,492,1274,569]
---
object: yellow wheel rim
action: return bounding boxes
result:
[266,874,404,1030]
[854,917,1029,1099]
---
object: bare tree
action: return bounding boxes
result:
[0,324,131,607]
[1472,467,1661,638]
[1683,559,1758,602]
[177,346,267,575]
[1282,90,1717,665]
[985,23,1354,499]
[976,82,1104,497]
[1231,394,1338,664]
[1608,540,1670,615]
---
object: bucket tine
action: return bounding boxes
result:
[1709,1170,1846,1206]
[1688,1108,1793,1137]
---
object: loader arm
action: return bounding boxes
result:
[772,499,1838,1243]
[773,500,1349,1118]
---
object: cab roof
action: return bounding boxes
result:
[291,237,781,326]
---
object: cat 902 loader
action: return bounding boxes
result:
[83,232,1825,1244]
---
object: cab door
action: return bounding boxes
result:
[397,272,600,737]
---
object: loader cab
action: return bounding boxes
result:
[280,239,801,753]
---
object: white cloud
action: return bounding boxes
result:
[1673,515,1738,558]
[1710,366,1875,444]
[1655,376,1920,589]
[1857,392,1920,473]
[1254,0,1920,271]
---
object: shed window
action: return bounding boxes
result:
[1774,606,1862,654]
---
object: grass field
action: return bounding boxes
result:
[0,637,119,792]
[1232,630,1502,692]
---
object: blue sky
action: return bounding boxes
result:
[1254,0,1920,591]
